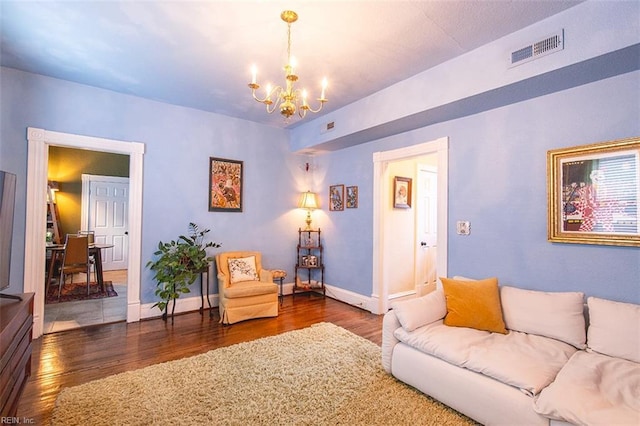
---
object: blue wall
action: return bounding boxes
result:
[311,72,640,304]
[0,67,304,303]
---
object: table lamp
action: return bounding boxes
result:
[299,191,318,230]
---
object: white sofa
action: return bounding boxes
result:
[382,278,640,426]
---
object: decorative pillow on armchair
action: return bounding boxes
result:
[228,256,259,284]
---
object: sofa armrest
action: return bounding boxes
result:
[382,309,402,374]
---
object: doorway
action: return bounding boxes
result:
[24,127,144,339]
[372,137,448,314]
[43,153,131,333]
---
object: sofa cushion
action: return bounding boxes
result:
[395,322,576,396]
[441,277,507,334]
[500,286,586,349]
[391,290,446,332]
[533,350,640,425]
[587,297,640,363]
[228,256,259,284]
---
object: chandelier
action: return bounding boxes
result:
[248,10,328,120]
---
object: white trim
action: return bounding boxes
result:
[372,137,449,315]
[25,127,145,338]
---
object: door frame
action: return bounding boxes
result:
[24,127,145,338]
[372,137,448,314]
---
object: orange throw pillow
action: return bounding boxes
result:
[440,277,507,334]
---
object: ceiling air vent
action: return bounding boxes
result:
[509,30,564,68]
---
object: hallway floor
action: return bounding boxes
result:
[43,270,128,333]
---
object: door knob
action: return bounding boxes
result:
[420,241,427,247]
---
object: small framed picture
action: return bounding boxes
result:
[393,176,412,209]
[346,186,358,208]
[301,255,317,267]
[329,184,344,211]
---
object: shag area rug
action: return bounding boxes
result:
[45,280,117,304]
[51,322,475,425]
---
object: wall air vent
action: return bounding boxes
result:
[509,30,564,68]
[320,121,335,134]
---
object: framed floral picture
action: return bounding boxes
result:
[393,176,412,209]
[547,137,640,247]
[329,184,344,211]
[209,157,243,212]
[346,186,358,208]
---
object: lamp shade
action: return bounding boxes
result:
[299,191,318,210]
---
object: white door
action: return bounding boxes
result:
[85,176,129,271]
[415,166,438,295]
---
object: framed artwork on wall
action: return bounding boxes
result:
[393,176,412,209]
[209,157,243,212]
[329,184,344,211]
[346,186,358,208]
[547,136,640,247]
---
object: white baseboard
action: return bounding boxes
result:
[140,293,220,320]
[324,283,374,312]
[139,282,375,320]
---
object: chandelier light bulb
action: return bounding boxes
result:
[251,65,257,85]
[290,56,297,74]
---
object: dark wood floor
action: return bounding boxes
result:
[17,295,383,425]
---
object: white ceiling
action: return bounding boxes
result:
[0,1,583,129]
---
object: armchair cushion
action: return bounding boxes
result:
[224,280,278,299]
[228,255,259,283]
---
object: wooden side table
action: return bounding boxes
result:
[199,265,213,318]
[271,270,287,305]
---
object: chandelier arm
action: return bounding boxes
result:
[251,85,283,104]
[303,99,327,114]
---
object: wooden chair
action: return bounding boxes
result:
[215,251,278,324]
[58,234,96,299]
[77,230,95,244]
[77,230,96,270]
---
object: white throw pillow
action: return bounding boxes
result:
[228,256,259,284]
[500,286,586,349]
[587,297,640,363]
[391,290,447,332]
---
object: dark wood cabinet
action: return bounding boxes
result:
[1,293,34,417]
[294,228,325,298]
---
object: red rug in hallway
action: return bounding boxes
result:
[46,281,117,304]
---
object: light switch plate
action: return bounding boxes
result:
[457,221,470,235]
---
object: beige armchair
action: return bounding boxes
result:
[216,251,278,324]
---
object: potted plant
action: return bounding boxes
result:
[146,222,221,322]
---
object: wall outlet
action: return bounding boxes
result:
[457,221,470,235]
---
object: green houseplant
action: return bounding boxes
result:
[146,222,221,321]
